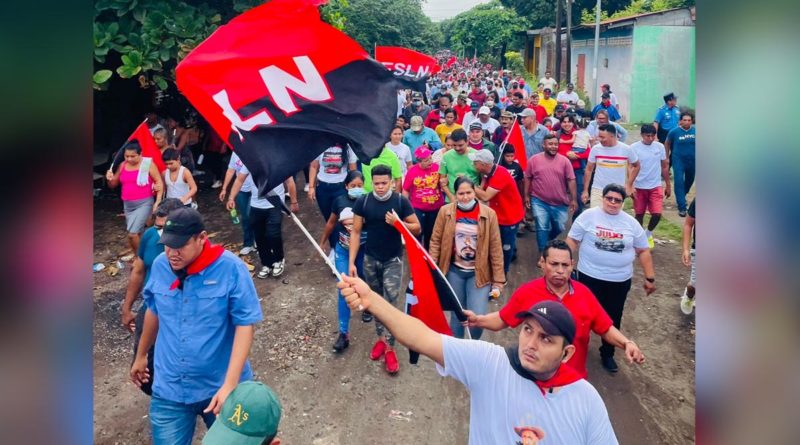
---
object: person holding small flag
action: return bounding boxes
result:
[337,277,619,444]
[349,165,421,374]
[429,176,505,340]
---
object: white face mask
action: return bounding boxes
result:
[457,198,477,211]
[373,189,392,201]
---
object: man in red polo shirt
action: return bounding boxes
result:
[463,239,645,378]
[469,149,525,276]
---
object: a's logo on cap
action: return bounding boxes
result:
[166,220,173,226]
[537,307,547,315]
[227,403,250,426]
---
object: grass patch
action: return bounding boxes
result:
[623,199,683,242]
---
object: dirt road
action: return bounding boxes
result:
[93,179,695,444]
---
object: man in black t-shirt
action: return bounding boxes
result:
[350,165,421,375]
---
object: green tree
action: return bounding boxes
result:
[439,1,529,66]
[499,0,630,30]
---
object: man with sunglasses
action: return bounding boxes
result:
[121,198,185,396]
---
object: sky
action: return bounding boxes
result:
[422,0,493,22]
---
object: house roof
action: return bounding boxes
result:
[577,7,693,28]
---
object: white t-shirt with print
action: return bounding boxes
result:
[568,207,649,282]
[315,145,357,184]
[239,165,285,210]
[436,335,618,445]
[386,142,412,176]
[587,142,638,191]
[631,141,666,190]
[228,152,254,193]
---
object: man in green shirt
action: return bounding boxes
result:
[362,147,402,192]
[439,128,480,202]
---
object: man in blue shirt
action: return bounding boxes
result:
[591,93,621,121]
[653,92,680,143]
[518,108,549,159]
[131,207,263,445]
[403,115,442,154]
[665,112,696,216]
[121,198,184,396]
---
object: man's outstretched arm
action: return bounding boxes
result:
[338,275,444,365]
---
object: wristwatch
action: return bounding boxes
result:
[645,277,655,283]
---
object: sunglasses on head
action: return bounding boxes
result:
[604,196,624,204]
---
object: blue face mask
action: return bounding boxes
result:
[348,187,365,199]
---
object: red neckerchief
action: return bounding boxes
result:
[169,240,225,290]
[534,363,582,395]
[505,346,583,395]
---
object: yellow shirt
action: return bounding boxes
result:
[435,123,463,143]
[540,97,558,116]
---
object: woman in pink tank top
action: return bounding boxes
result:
[106,141,163,255]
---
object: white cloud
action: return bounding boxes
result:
[422,0,493,22]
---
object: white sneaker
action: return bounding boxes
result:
[680,289,695,315]
[303,183,310,193]
[257,266,271,279]
[271,259,285,277]
[211,180,222,189]
[239,246,255,255]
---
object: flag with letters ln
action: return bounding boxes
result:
[176,0,399,195]
[374,46,441,92]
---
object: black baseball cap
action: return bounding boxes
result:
[663,92,677,102]
[160,207,205,248]
[555,104,566,112]
[516,300,576,344]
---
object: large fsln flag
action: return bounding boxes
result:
[375,46,441,93]
[176,0,400,195]
[393,219,465,335]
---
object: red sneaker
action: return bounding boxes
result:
[370,339,386,361]
[385,349,399,374]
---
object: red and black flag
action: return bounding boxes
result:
[110,120,166,173]
[393,218,465,336]
[375,46,441,93]
[444,56,457,69]
[176,0,400,195]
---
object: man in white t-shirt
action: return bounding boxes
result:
[556,83,579,106]
[337,275,619,445]
[581,124,640,208]
[630,124,671,248]
[539,71,558,93]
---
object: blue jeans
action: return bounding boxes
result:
[672,153,695,212]
[498,223,519,274]
[235,191,254,247]
[447,267,491,340]
[150,396,216,445]
[335,243,363,334]
[316,181,346,222]
[573,166,585,219]
[531,197,569,253]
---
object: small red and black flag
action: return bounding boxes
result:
[375,46,441,92]
[393,218,465,336]
[176,0,400,195]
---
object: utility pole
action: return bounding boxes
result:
[591,0,601,105]
[555,0,562,84]
[566,0,572,83]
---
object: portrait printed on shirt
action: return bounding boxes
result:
[453,216,478,269]
[321,145,347,175]
[513,425,545,445]
[593,225,624,253]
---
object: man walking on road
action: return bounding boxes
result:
[130,207,263,445]
[463,240,645,378]
[338,275,619,444]
[581,124,640,208]
[653,92,680,144]
[631,124,670,247]
[518,108,549,159]
[665,112,696,217]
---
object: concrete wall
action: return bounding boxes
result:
[628,25,696,123]
[570,27,634,120]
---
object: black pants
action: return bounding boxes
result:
[414,208,439,251]
[251,207,284,267]
[576,270,632,359]
[204,152,226,182]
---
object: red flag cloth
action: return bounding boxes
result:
[169,240,225,290]
[375,46,441,92]
[445,56,457,68]
[506,118,527,170]
[176,0,399,194]
[129,121,166,172]
[393,219,458,336]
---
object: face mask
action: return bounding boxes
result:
[413,100,422,106]
[373,189,393,201]
[457,198,477,211]
[347,187,365,199]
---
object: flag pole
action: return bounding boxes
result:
[392,210,472,340]
[109,118,149,173]
[494,114,518,167]
[279,201,342,281]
